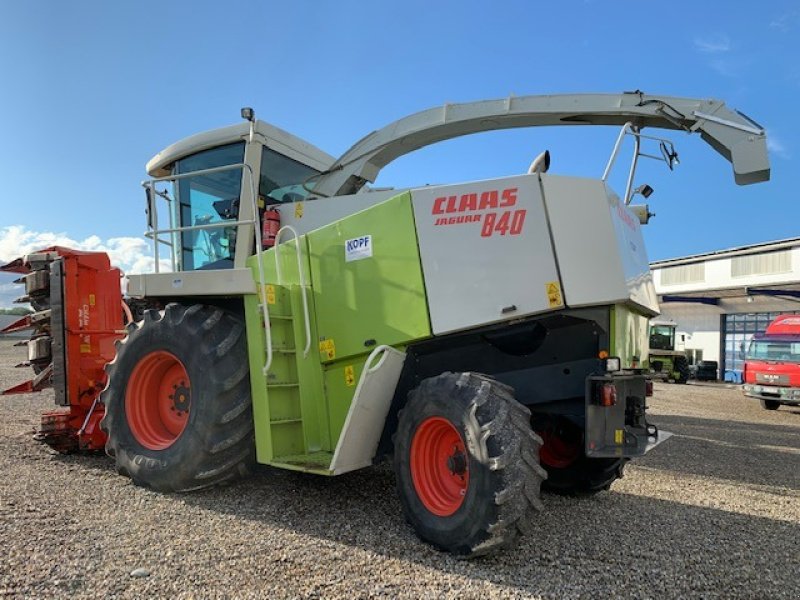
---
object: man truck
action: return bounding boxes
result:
[743,315,800,410]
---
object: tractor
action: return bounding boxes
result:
[2,92,769,557]
[647,319,691,384]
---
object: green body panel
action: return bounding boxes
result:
[323,359,364,450]
[610,305,650,368]
[648,353,677,374]
[306,192,431,363]
[647,350,687,380]
[242,193,432,475]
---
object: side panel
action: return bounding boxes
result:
[541,175,658,316]
[329,346,406,474]
[411,175,562,335]
[307,192,431,362]
[127,268,257,299]
[276,189,401,236]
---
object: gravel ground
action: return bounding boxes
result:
[0,338,798,599]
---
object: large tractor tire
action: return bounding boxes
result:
[393,372,546,557]
[535,416,625,495]
[673,356,690,384]
[100,303,254,492]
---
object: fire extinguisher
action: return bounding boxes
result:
[262,208,280,249]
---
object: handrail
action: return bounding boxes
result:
[602,123,683,204]
[141,161,274,376]
[142,163,251,273]
[274,225,312,358]
[146,219,257,236]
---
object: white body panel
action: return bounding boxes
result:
[411,175,562,335]
[126,269,256,298]
[330,346,406,475]
[410,173,658,335]
[541,175,658,316]
[275,189,402,236]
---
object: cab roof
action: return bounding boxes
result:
[146,120,336,177]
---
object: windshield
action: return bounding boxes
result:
[259,147,321,204]
[746,338,800,363]
[649,325,675,350]
[174,142,245,271]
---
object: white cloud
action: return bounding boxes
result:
[0,225,170,276]
[694,34,731,54]
[0,226,171,308]
[767,133,790,159]
[770,10,800,31]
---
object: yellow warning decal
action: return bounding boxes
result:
[546,281,563,308]
[88,294,96,306]
[615,429,624,445]
[80,343,91,354]
[319,338,336,360]
[265,284,276,305]
[294,202,304,219]
[344,365,355,387]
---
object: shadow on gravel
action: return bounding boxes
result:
[167,463,799,598]
[643,414,800,490]
[24,439,798,598]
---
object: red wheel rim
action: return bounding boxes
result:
[538,428,582,469]
[410,417,469,517]
[125,351,191,450]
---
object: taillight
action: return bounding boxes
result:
[599,383,617,407]
[645,380,654,397]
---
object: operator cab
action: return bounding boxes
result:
[649,322,676,351]
[144,117,334,272]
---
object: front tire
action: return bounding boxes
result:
[393,372,546,557]
[673,356,690,384]
[760,399,781,411]
[100,303,254,492]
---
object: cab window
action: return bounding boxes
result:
[259,147,321,204]
[173,142,245,270]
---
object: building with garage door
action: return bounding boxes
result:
[650,237,800,383]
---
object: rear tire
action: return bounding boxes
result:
[100,303,254,492]
[535,417,625,495]
[760,399,781,411]
[393,372,546,557]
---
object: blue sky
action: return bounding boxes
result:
[0,1,798,306]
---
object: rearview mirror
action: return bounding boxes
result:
[144,186,154,229]
[660,141,680,171]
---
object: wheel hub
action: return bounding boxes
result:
[447,448,467,476]
[170,383,191,413]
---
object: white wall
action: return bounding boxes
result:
[652,246,800,294]
[656,303,723,363]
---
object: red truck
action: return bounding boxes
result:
[743,315,800,410]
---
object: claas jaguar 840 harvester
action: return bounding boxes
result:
[2,93,769,557]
